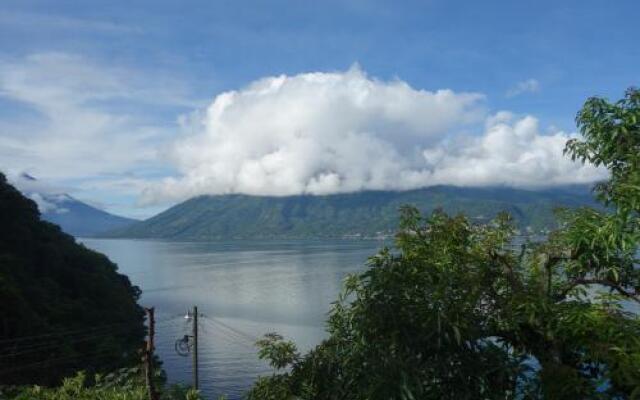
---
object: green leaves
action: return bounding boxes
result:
[8,371,205,400]
[248,209,526,399]
[246,89,640,399]
[255,333,300,371]
[571,88,640,215]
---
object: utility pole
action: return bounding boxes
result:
[192,305,199,391]
[144,307,159,400]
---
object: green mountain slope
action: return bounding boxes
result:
[105,185,598,240]
[0,173,144,385]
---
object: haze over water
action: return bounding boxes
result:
[81,238,381,399]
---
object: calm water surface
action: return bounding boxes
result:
[81,239,382,399]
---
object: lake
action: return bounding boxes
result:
[81,238,383,399]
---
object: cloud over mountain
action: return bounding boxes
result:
[143,67,604,204]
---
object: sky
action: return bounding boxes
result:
[0,1,638,219]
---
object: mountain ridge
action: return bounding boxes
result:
[103,185,599,240]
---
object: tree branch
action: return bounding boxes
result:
[491,251,523,293]
[559,278,640,304]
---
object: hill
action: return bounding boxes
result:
[104,185,598,240]
[0,173,144,385]
[15,174,137,237]
[39,193,137,237]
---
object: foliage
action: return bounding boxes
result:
[105,185,597,240]
[256,333,300,370]
[0,174,145,386]
[2,370,202,400]
[247,89,640,399]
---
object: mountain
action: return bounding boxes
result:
[0,172,144,385]
[104,185,599,240]
[15,174,137,237]
[38,193,137,237]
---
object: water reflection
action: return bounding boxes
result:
[81,239,380,399]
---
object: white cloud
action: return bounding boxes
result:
[0,52,194,181]
[142,67,604,204]
[418,112,605,187]
[506,78,540,98]
[0,52,205,217]
[7,172,66,195]
[25,192,69,214]
[0,59,605,211]
[6,172,71,214]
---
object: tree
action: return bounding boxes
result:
[0,174,145,386]
[247,89,640,399]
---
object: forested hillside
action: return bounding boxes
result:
[106,185,598,240]
[0,173,145,386]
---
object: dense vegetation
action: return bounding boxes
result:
[247,89,640,399]
[0,173,145,386]
[4,369,202,400]
[105,185,597,240]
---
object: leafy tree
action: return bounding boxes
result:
[247,89,640,399]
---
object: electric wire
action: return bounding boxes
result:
[0,314,182,358]
[2,309,274,394]
[199,318,257,350]
[201,316,258,344]
[200,318,250,345]
[0,347,125,376]
[0,323,142,351]
[1,322,141,348]
[0,321,141,346]
[0,325,141,359]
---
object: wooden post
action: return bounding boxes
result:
[144,307,159,400]
[192,305,199,391]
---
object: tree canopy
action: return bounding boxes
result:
[0,173,145,386]
[248,88,640,399]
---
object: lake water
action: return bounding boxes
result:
[81,239,382,399]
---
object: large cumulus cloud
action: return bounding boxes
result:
[143,67,604,204]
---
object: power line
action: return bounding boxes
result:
[200,317,258,348]
[204,332,255,351]
[202,321,255,347]
[204,317,258,344]
[0,324,140,353]
[0,325,140,359]
[0,321,140,346]
[0,310,185,348]
[0,347,122,376]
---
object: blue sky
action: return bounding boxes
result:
[0,1,638,218]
